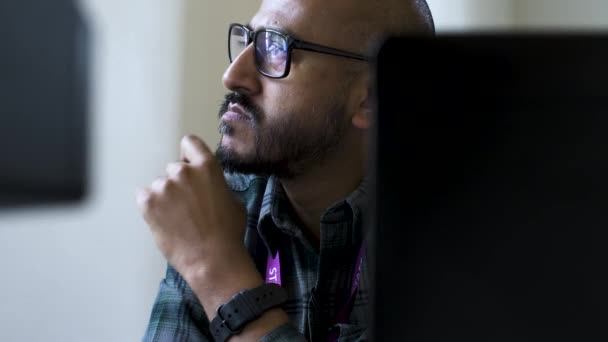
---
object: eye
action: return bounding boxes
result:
[267,42,285,57]
[264,34,287,59]
[235,39,250,50]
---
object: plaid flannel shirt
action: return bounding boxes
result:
[143,173,370,341]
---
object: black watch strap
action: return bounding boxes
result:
[210,283,287,342]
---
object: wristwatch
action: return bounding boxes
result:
[210,283,288,342]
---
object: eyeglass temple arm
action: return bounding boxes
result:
[293,41,368,61]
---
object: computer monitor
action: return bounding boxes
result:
[370,34,608,341]
[0,0,89,206]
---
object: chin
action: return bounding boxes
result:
[216,144,252,174]
[220,134,250,155]
[218,135,255,160]
[220,120,256,149]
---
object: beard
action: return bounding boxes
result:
[216,92,349,179]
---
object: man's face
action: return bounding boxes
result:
[216,0,359,178]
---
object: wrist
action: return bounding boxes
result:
[211,284,289,341]
[182,249,264,318]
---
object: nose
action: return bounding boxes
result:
[222,44,262,96]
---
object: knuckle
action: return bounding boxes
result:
[152,178,171,193]
[170,164,191,182]
[175,163,190,176]
[137,191,152,207]
[151,178,163,188]
[164,178,178,191]
[138,191,156,212]
[197,155,213,167]
[162,179,176,192]
[182,134,196,145]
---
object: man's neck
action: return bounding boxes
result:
[279,137,367,248]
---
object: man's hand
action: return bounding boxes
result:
[137,134,290,340]
[136,134,252,288]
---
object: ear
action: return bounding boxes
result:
[351,81,372,130]
[352,95,371,129]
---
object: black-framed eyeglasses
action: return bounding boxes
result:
[228,23,368,79]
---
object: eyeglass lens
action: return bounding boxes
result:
[229,25,248,63]
[229,25,290,78]
[255,31,289,77]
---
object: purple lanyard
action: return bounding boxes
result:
[266,243,366,341]
[266,250,282,285]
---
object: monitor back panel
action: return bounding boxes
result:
[0,0,88,205]
[372,34,608,341]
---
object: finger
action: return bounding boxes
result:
[150,178,168,193]
[180,134,213,165]
[166,162,186,178]
[135,187,152,209]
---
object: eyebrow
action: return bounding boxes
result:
[243,22,304,42]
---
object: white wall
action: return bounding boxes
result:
[427,0,514,31]
[427,0,608,31]
[513,0,608,29]
[0,1,261,341]
[0,0,182,341]
[179,0,261,144]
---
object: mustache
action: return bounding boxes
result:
[218,92,263,123]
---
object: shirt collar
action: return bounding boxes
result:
[257,175,370,248]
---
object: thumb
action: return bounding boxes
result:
[180,134,213,165]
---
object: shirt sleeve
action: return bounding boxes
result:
[143,264,213,342]
[144,265,359,342]
[258,323,308,342]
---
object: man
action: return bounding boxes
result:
[138,0,434,340]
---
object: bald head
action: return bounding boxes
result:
[256,0,434,55]
[342,0,435,54]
